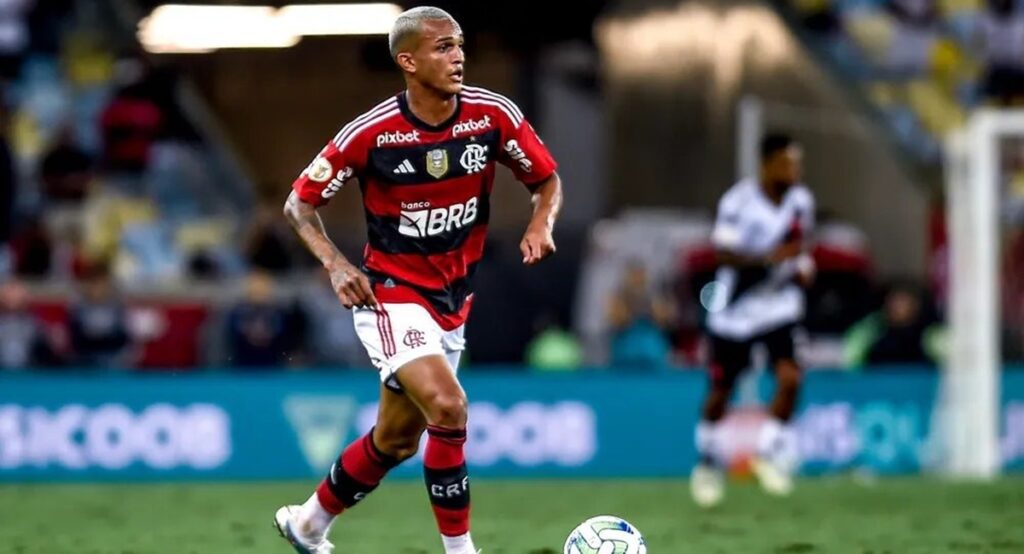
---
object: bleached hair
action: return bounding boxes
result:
[388,6,461,59]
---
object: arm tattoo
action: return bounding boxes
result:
[284,191,345,268]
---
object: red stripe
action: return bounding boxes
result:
[425,427,467,469]
[346,435,391,484]
[316,480,347,515]
[378,307,396,357]
[375,308,393,358]
[362,170,495,216]
[363,226,487,289]
[432,505,470,536]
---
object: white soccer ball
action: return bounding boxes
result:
[563,515,647,554]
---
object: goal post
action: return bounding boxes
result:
[941,109,1021,479]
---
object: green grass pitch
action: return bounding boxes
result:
[1,477,1022,553]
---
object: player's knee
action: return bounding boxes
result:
[425,392,468,428]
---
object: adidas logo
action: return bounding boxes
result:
[393,159,415,174]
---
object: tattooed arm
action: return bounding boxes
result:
[283,190,377,309]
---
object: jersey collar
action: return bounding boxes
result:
[397,91,462,132]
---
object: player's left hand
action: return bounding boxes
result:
[520,224,556,265]
[795,253,816,288]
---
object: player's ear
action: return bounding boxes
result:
[396,52,416,74]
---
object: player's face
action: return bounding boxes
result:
[411,19,465,97]
[768,145,803,188]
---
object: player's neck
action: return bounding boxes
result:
[404,83,458,127]
[758,178,785,205]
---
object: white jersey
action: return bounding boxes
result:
[706,178,815,341]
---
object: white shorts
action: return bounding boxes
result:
[352,303,466,391]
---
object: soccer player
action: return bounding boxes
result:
[690,134,815,508]
[272,7,562,554]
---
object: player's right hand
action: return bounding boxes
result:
[768,239,802,264]
[327,261,378,310]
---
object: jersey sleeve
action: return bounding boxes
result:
[800,191,816,238]
[788,187,816,245]
[291,133,365,207]
[498,118,557,190]
[711,190,744,250]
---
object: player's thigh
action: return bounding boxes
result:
[352,303,449,392]
[374,383,427,452]
[394,354,467,425]
[763,325,797,366]
[764,325,801,383]
[708,333,752,390]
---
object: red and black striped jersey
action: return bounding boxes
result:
[292,86,558,330]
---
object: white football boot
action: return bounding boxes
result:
[690,463,725,508]
[751,456,794,496]
[273,505,335,554]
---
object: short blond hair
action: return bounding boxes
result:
[388,6,461,59]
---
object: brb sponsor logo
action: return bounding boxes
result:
[452,115,491,137]
[376,129,420,147]
[356,401,597,467]
[398,197,478,238]
[0,403,231,471]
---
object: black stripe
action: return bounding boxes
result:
[364,195,489,256]
[725,266,772,307]
[363,264,477,315]
[424,464,471,510]
[367,129,501,185]
[327,463,379,508]
[427,426,468,441]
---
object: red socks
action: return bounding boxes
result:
[423,425,471,537]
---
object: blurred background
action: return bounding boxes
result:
[0,0,1022,528]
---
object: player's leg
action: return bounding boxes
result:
[691,333,749,507]
[752,325,801,496]
[394,353,476,554]
[290,383,425,545]
[275,303,433,552]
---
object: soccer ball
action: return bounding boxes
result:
[563,515,646,554]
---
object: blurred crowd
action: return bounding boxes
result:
[0,0,253,289]
[3,0,1021,374]
[781,0,1024,160]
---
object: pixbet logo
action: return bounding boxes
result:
[377,130,421,147]
[398,197,479,238]
[452,115,492,137]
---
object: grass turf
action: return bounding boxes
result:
[1,476,1022,553]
